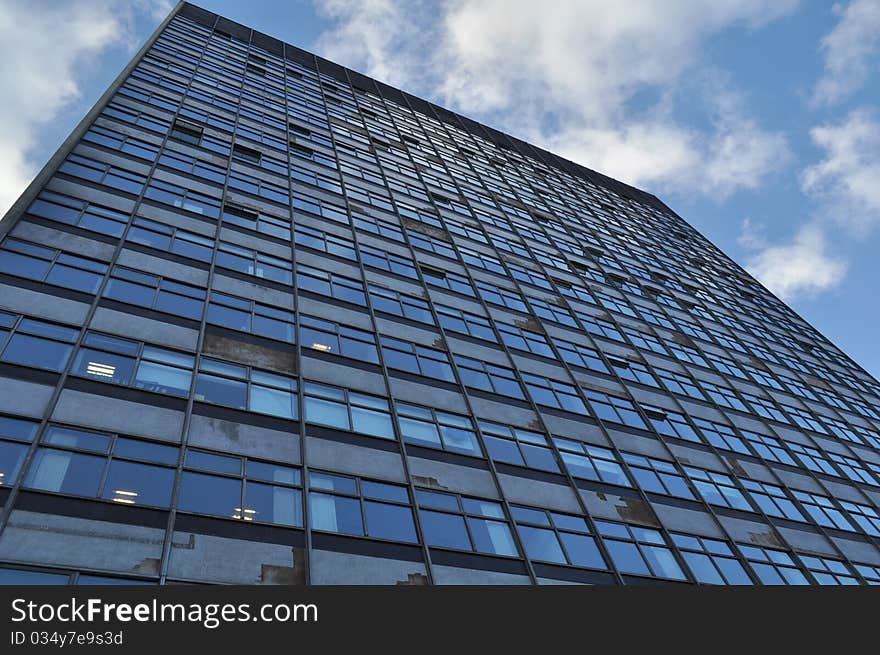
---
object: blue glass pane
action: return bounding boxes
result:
[467,517,518,556]
[518,525,566,564]
[102,460,174,507]
[309,492,363,536]
[364,501,417,542]
[246,482,302,527]
[1,334,72,371]
[0,441,28,487]
[178,471,241,518]
[420,510,471,550]
[25,449,104,496]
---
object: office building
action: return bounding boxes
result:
[1,2,879,585]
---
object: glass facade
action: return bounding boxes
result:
[0,3,879,585]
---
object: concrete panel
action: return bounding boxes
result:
[167,531,303,584]
[0,377,54,418]
[53,390,184,442]
[579,489,658,526]
[431,565,530,585]
[716,515,781,547]
[777,526,836,556]
[212,273,294,309]
[468,395,538,429]
[652,502,724,538]
[407,456,498,498]
[188,414,300,464]
[497,474,581,513]
[832,536,880,566]
[11,221,116,260]
[91,307,198,351]
[0,511,163,577]
[305,436,406,482]
[0,284,90,325]
[117,249,208,286]
[310,550,426,585]
[387,377,468,414]
[300,356,385,395]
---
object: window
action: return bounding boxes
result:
[553,437,629,486]
[216,243,292,286]
[195,359,298,419]
[854,563,880,585]
[0,238,108,294]
[207,292,295,343]
[554,339,609,373]
[380,336,455,382]
[309,471,416,542]
[692,417,750,454]
[58,154,147,196]
[104,267,205,321]
[786,441,838,476]
[0,416,39,487]
[24,426,177,507]
[294,225,356,261]
[419,265,474,296]
[684,466,752,511]
[670,533,752,585]
[528,297,578,327]
[655,367,705,399]
[511,506,606,569]
[584,390,647,430]
[303,382,393,439]
[358,244,417,278]
[299,315,377,362]
[144,179,221,219]
[741,430,796,466]
[396,402,479,455]
[84,124,159,162]
[497,322,554,358]
[298,265,366,305]
[179,449,302,526]
[737,544,809,585]
[790,490,854,531]
[454,355,524,399]
[0,315,77,372]
[740,479,804,521]
[475,280,528,313]
[700,382,748,412]
[232,143,262,165]
[127,217,214,263]
[838,500,880,537]
[293,193,349,225]
[799,555,860,585]
[222,204,291,241]
[157,149,227,184]
[435,304,494,341]
[368,285,433,324]
[479,421,558,472]
[416,489,518,556]
[521,373,587,413]
[621,452,694,499]
[640,405,699,442]
[27,191,129,237]
[608,358,658,387]
[72,332,194,397]
[170,119,203,145]
[595,520,686,580]
[351,207,404,242]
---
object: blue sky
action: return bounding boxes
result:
[1,1,879,379]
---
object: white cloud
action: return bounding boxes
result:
[801,108,880,233]
[0,0,167,217]
[313,0,795,198]
[739,219,848,300]
[812,0,880,107]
